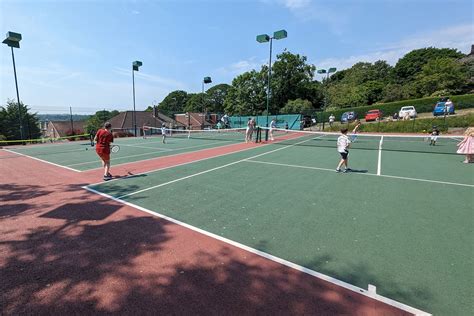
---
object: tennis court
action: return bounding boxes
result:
[80,130,474,315]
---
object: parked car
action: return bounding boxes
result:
[365,109,383,122]
[341,111,357,123]
[398,106,417,119]
[433,101,455,116]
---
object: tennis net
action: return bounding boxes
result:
[143,126,255,142]
[259,127,463,155]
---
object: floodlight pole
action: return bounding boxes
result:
[257,30,287,141]
[202,76,212,129]
[10,46,23,140]
[266,37,273,131]
[132,68,136,136]
[132,61,142,137]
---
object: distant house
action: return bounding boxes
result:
[107,110,185,136]
[44,121,86,138]
[174,112,219,130]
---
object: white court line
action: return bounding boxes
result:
[120,144,172,151]
[82,185,430,316]
[377,136,383,176]
[114,137,317,199]
[67,140,231,167]
[2,149,81,172]
[245,160,474,188]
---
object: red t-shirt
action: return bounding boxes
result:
[95,129,113,154]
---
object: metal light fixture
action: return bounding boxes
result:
[256,29,287,139]
[132,60,143,136]
[3,31,24,140]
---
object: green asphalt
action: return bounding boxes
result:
[6,136,242,171]
[90,142,474,316]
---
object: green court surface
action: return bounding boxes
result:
[4,132,245,171]
[88,141,474,315]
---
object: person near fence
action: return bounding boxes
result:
[269,118,277,141]
[445,98,454,115]
[456,127,474,163]
[161,123,167,144]
[329,114,335,127]
[245,118,253,143]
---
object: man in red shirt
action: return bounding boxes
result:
[94,122,114,181]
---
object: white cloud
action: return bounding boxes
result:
[113,67,186,89]
[281,0,311,10]
[261,0,348,35]
[216,57,264,76]
[314,23,473,76]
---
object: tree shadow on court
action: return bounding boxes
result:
[0,183,54,202]
[1,207,171,314]
[0,203,31,219]
[1,199,411,316]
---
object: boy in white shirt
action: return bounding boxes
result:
[336,128,352,173]
[161,124,167,144]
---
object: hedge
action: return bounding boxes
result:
[318,94,474,122]
[324,113,474,133]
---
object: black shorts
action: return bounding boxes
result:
[339,151,348,159]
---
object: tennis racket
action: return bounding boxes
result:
[111,145,120,153]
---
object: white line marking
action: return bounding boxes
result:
[245,160,474,188]
[82,185,430,316]
[120,144,172,151]
[114,137,317,199]
[3,149,81,172]
[67,141,231,167]
[377,136,383,176]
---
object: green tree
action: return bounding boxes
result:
[393,47,464,83]
[416,57,469,96]
[158,90,189,115]
[184,93,208,112]
[382,83,409,102]
[84,110,119,133]
[205,83,231,113]
[224,70,266,115]
[325,61,392,108]
[280,99,313,114]
[0,100,41,140]
[270,51,316,112]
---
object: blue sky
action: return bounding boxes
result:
[0,0,472,114]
